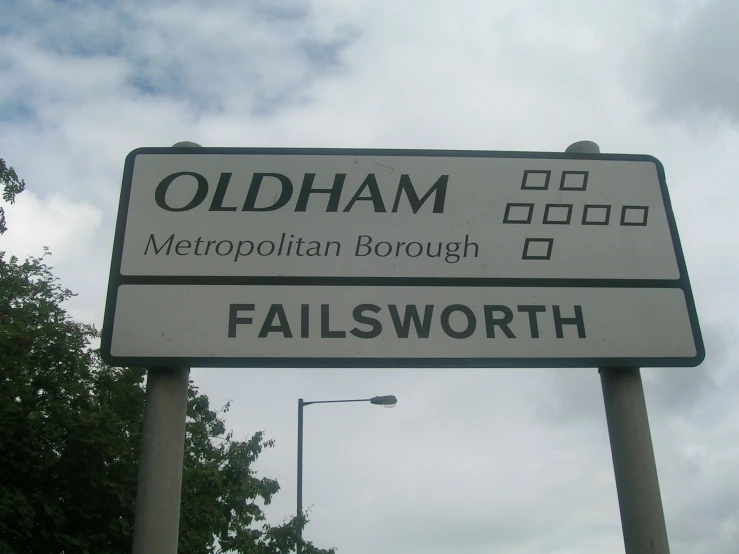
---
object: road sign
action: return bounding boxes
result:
[101,147,704,368]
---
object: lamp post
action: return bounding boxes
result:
[296,395,397,553]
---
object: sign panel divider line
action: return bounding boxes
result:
[115,276,690,288]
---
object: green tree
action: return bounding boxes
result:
[0,162,333,553]
[0,158,25,235]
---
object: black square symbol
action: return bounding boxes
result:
[543,204,573,225]
[620,206,649,226]
[503,203,535,224]
[582,204,611,225]
[560,171,589,191]
[522,238,554,260]
[521,170,551,190]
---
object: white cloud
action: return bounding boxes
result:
[638,0,739,124]
[0,191,102,262]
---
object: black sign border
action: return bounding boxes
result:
[101,147,704,368]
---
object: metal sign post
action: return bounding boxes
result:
[566,140,671,554]
[600,367,671,554]
[128,142,200,554]
[131,366,189,554]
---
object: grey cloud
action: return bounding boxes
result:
[648,364,716,415]
[119,4,360,115]
[647,323,733,415]
[2,0,361,110]
[532,368,608,426]
[535,322,735,428]
[384,512,542,549]
[300,26,361,75]
[667,459,739,552]
[641,0,739,124]
[251,0,310,21]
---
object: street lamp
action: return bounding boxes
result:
[296,395,397,553]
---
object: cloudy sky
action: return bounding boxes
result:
[2,0,738,553]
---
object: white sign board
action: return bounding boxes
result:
[101,147,704,367]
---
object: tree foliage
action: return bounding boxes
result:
[0,158,25,235]
[0,162,333,553]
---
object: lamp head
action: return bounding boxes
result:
[370,395,397,408]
